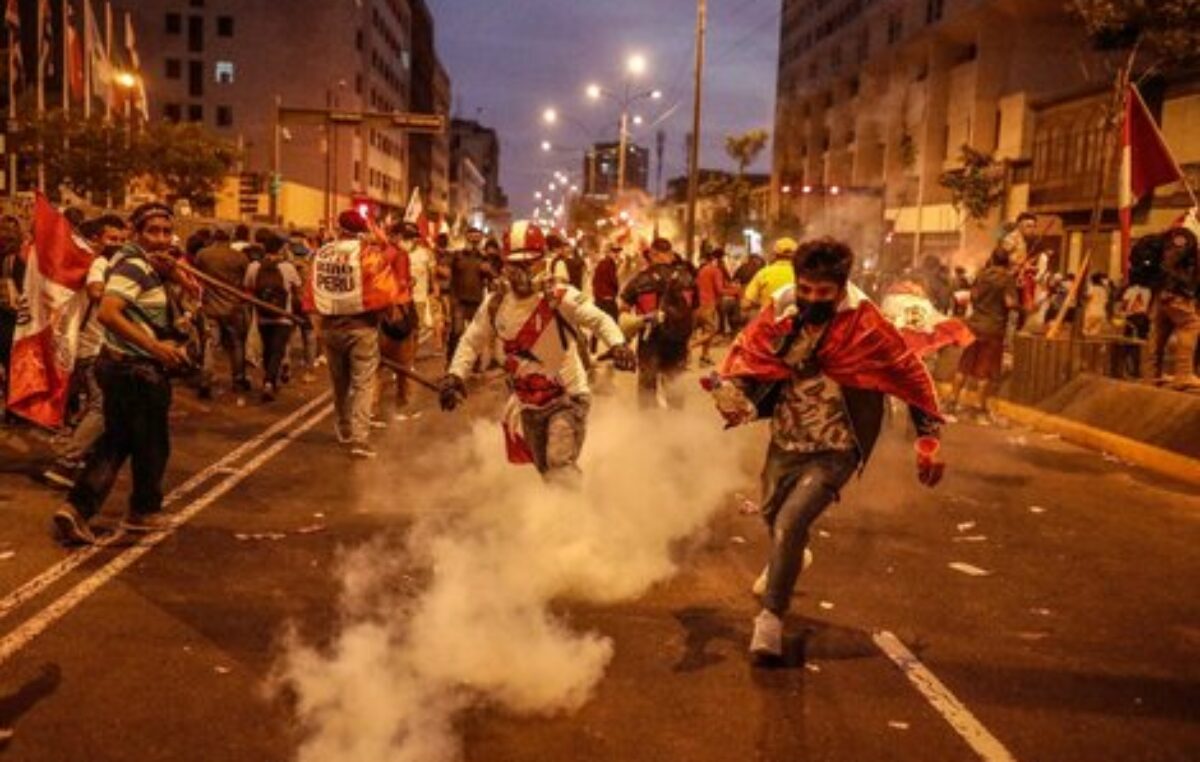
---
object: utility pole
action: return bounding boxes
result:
[616,95,629,197]
[654,129,665,237]
[684,0,707,260]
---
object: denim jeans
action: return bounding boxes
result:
[636,337,688,409]
[758,444,860,616]
[59,357,105,463]
[68,353,172,519]
[323,325,380,445]
[258,322,293,386]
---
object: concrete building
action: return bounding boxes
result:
[583,141,650,197]
[407,0,451,216]
[120,0,451,228]
[771,0,1197,276]
[449,118,508,231]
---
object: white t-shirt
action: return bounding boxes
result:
[77,256,110,360]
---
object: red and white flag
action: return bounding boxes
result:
[7,195,96,428]
[66,3,83,99]
[1119,85,1184,274]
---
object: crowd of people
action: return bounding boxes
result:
[1,197,1197,662]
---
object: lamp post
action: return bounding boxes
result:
[585,54,661,197]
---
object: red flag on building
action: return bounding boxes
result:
[6,195,96,428]
[1119,85,1184,274]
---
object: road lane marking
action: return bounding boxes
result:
[873,630,1017,762]
[948,562,992,577]
[0,400,332,666]
[0,392,331,623]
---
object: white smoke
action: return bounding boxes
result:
[277,392,758,762]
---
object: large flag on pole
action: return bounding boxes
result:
[37,0,53,78]
[7,194,96,428]
[123,11,147,118]
[1119,85,1184,275]
[5,0,22,90]
[82,0,110,111]
[65,2,83,100]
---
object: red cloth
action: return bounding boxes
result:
[721,293,942,419]
[592,256,619,301]
[696,262,726,308]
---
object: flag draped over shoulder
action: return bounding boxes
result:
[7,195,96,428]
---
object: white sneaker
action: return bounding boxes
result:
[752,547,813,597]
[750,609,784,662]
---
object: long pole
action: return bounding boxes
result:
[61,0,68,114]
[684,0,707,260]
[271,94,281,224]
[323,87,332,227]
[6,18,16,201]
[103,0,110,118]
[82,0,90,118]
[36,0,46,192]
[617,91,628,197]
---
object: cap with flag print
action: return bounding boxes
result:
[1119,84,1187,275]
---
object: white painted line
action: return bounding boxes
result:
[873,630,1017,762]
[0,392,330,623]
[948,562,991,577]
[0,400,332,665]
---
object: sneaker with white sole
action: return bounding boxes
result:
[750,609,784,663]
[334,422,352,444]
[51,506,96,545]
[121,512,174,533]
[349,444,378,459]
[752,547,814,597]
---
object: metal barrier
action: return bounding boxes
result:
[1008,333,1143,405]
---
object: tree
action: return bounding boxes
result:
[13,110,146,204]
[713,129,770,244]
[1069,0,1199,66]
[938,145,1005,223]
[142,122,240,211]
[724,129,769,178]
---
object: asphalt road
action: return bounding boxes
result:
[0,356,1196,762]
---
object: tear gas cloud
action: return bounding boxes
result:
[277,393,758,762]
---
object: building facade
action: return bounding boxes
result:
[772,0,1198,276]
[449,118,508,231]
[120,0,451,228]
[582,141,650,197]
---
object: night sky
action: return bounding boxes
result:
[428,0,780,219]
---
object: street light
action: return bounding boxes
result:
[535,191,543,200]
[543,107,558,125]
[584,67,662,196]
[586,83,602,100]
[541,140,552,152]
[114,70,138,89]
[627,53,647,76]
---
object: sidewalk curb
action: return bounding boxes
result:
[990,398,1200,489]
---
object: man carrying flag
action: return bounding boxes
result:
[1119,84,1198,389]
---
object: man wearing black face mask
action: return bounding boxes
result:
[709,238,945,664]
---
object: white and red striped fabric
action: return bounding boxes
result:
[1119,85,1184,275]
[7,194,95,428]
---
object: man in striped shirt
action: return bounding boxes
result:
[52,203,192,545]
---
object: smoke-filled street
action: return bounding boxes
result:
[0,364,1195,762]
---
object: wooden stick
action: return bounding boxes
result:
[171,258,304,325]
[1045,253,1089,340]
[379,357,440,393]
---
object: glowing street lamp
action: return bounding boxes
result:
[535,191,543,200]
[627,53,647,76]
[114,70,138,89]
[586,83,602,100]
[542,107,558,125]
[540,140,552,152]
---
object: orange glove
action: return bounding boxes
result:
[915,436,945,487]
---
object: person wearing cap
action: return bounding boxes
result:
[743,237,798,311]
[439,220,635,483]
[306,209,401,458]
[52,202,194,545]
[620,237,698,409]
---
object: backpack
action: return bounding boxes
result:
[555,252,586,290]
[254,260,290,311]
[653,267,695,343]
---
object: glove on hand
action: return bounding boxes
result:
[438,374,467,412]
[610,344,637,372]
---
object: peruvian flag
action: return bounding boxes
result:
[880,287,975,358]
[7,195,95,428]
[404,186,434,243]
[1119,85,1184,275]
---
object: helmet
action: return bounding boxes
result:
[503,220,546,263]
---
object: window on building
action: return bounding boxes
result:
[188,60,204,97]
[215,61,234,84]
[857,29,869,61]
[165,13,181,34]
[926,0,945,24]
[355,30,363,51]
[165,58,181,79]
[216,106,233,127]
[887,13,903,44]
[188,104,203,122]
[189,0,204,7]
[187,15,204,52]
[217,16,234,37]
[164,103,182,122]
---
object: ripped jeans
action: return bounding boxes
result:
[758,444,860,616]
[520,394,591,481]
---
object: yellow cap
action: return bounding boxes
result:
[773,237,798,255]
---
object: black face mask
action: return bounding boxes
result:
[796,298,838,325]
